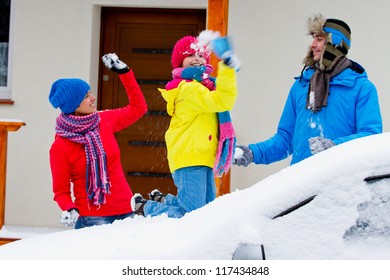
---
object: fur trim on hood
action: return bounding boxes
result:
[303,14,326,67]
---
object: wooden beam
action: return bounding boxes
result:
[207,0,231,196]
[207,0,229,67]
[207,0,229,34]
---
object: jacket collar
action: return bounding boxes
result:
[296,61,367,87]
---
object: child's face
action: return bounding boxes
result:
[182,54,207,68]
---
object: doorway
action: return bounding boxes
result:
[98,8,206,196]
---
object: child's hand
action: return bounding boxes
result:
[182,66,207,82]
[210,36,241,71]
[224,54,241,71]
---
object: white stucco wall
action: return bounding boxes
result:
[0,0,388,228]
[0,0,207,228]
[229,0,390,190]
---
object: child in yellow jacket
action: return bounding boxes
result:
[132,34,239,218]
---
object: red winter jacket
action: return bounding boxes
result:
[49,71,147,216]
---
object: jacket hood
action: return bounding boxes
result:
[159,84,182,116]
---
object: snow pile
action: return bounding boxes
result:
[195,30,220,52]
[0,133,389,260]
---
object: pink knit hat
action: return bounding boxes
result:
[171,36,211,68]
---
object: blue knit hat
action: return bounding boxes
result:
[49,78,90,114]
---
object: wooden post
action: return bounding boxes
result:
[0,120,26,230]
[207,0,231,196]
[207,0,229,64]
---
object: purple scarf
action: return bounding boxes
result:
[55,112,110,206]
[166,65,236,176]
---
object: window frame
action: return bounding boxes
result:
[0,0,14,101]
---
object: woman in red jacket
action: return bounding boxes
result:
[49,53,147,229]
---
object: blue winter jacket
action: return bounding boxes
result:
[249,61,382,165]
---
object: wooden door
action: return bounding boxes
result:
[98,8,206,197]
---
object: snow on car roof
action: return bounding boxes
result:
[0,133,389,260]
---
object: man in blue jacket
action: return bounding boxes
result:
[234,14,382,167]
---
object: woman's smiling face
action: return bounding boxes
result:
[74,91,97,116]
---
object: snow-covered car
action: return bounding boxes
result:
[0,133,389,260]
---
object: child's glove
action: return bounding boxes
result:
[223,54,241,71]
[308,137,335,154]
[233,145,253,167]
[102,53,129,74]
[211,36,240,71]
[197,30,241,71]
[60,208,79,228]
[181,66,207,82]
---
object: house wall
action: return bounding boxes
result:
[0,0,208,228]
[0,0,388,228]
[229,0,390,190]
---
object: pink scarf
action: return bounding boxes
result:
[55,112,111,206]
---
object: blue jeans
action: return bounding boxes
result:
[143,166,216,218]
[74,212,135,229]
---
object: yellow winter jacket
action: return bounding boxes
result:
[159,62,238,172]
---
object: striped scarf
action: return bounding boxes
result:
[55,112,110,206]
[307,56,351,112]
[166,65,236,176]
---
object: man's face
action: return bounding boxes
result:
[311,34,326,61]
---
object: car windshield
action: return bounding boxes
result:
[344,177,390,241]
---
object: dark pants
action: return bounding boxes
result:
[74,212,134,229]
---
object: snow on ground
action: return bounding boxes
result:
[0,133,389,260]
